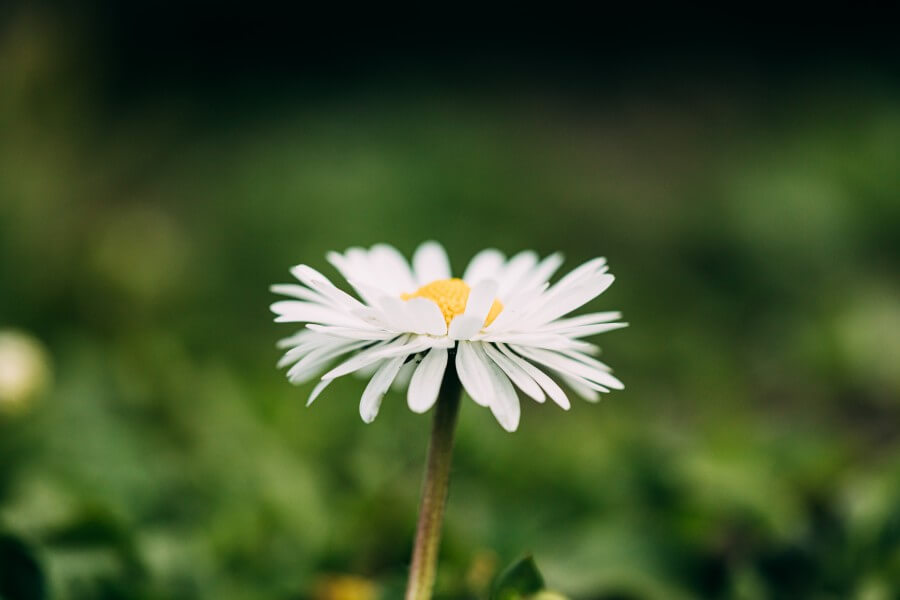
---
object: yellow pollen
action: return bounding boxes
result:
[401,278,503,328]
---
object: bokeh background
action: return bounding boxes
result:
[1,6,899,599]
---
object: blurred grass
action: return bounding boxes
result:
[1,8,900,600]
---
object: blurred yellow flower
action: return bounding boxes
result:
[530,592,570,600]
[465,549,499,594]
[311,574,378,600]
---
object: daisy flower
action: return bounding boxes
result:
[271,241,626,432]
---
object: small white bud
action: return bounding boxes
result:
[0,330,51,414]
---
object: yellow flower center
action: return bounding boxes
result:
[401,278,503,328]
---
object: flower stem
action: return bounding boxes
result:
[405,363,463,600]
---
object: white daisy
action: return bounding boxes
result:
[271,241,627,432]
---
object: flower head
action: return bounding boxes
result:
[271,242,626,431]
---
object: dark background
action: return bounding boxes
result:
[1,6,899,599]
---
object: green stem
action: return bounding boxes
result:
[405,363,462,600]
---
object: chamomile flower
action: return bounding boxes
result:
[271,242,626,431]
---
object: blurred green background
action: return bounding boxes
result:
[1,7,899,600]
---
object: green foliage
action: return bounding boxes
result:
[1,8,899,599]
[0,533,46,600]
[490,555,545,600]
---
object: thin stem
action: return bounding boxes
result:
[405,362,463,600]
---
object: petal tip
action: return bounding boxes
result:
[500,419,519,432]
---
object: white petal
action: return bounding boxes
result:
[328,252,385,304]
[512,345,624,390]
[554,257,608,289]
[520,252,564,290]
[524,274,615,327]
[489,374,520,431]
[448,314,483,340]
[592,371,624,390]
[377,295,415,331]
[270,283,325,302]
[325,335,435,381]
[539,311,623,331]
[413,241,451,285]
[550,322,628,338]
[518,258,607,319]
[482,342,545,403]
[558,349,613,373]
[481,282,549,333]
[353,360,382,378]
[278,347,305,369]
[279,338,326,369]
[270,301,360,327]
[455,341,491,407]
[359,355,406,423]
[280,332,358,362]
[277,329,331,355]
[370,243,417,295]
[290,264,366,311]
[321,336,403,380]
[470,342,520,432]
[497,250,538,298]
[307,378,332,406]
[305,324,396,340]
[392,359,418,392]
[408,348,448,413]
[404,297,448,335]
[286,340,370,384]
[480,332,597,353]
[345,247,373,277]
[464,279,498,323]
[351,282,391,309]
[350,305,396,329]
[497,343,570,409]
[463,248,505,284]
[327,248,367,283]
[559,374,601,402]
[276,329,314,350]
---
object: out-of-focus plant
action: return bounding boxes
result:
[490,555,568,600]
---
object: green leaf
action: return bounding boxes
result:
[0,533,47,600]
[490,554,546,600]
